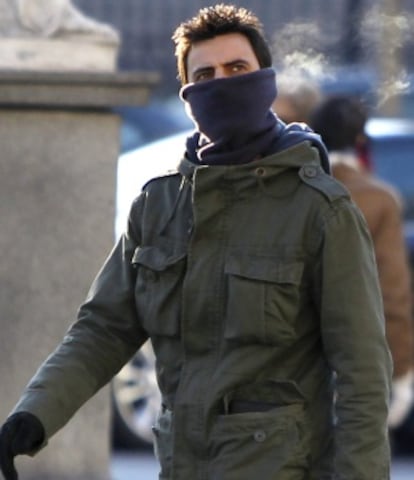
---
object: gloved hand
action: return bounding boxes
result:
[388,370,414,429]
[0,412,45,480]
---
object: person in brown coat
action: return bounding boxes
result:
[310,95,414,431]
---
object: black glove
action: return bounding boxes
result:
[0,412,45,480]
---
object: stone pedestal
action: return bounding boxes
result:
[0,71,158,479]
[0,38,119,71]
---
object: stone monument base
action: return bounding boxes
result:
[0,70,158,479]
[0,38,118,71]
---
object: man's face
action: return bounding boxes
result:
[186,32,260,84]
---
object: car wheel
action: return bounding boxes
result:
[111,340,160,449]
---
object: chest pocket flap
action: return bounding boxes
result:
[132,245,186,337]
[225,254,303,285]
[224,254,304,345]
[132,246,186,271]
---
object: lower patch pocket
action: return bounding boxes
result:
[209,403,308,480]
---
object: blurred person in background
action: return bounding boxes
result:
[272,72,322,125]
[310,95,414,448]
[0,5,392,480]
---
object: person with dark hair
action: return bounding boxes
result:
[311,94,414,438]
[310,94,372,169]
[172,3,273,85]
[0,5,391,480]
[272,72,322,125]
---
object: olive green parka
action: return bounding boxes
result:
[13,141,392,479]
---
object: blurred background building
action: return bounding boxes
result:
[72,0,414,105]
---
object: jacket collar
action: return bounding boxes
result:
[177,140,323,182]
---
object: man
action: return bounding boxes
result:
[0,5,392,480]
[310,95,414,436]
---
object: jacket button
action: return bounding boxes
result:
[303,166,317,178]
[253,430,267,442]
[255,167,266,177]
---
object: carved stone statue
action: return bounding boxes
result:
[0,0,120,71]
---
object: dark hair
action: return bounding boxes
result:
[310,95,368,151]
[172,4,272,84]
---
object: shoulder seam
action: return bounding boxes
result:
[299,166,350,202]
[142,169,180,190]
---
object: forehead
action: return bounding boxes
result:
[187,32,259,73]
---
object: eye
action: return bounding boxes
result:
[193,69,214,83]
[226,62,250,77]
[232,63,247,72]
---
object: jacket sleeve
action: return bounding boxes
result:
[316,198,392,479]
[11,194,148,441]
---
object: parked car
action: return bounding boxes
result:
[114,97,192,153]
[111,117,414,449]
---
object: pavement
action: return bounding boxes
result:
[111,450,414,480]
[111,451,158,479]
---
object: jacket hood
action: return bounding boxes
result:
[178,139,325,182]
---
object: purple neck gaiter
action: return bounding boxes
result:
[180,68,283,165]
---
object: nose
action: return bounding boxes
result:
[214,67,227,79]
